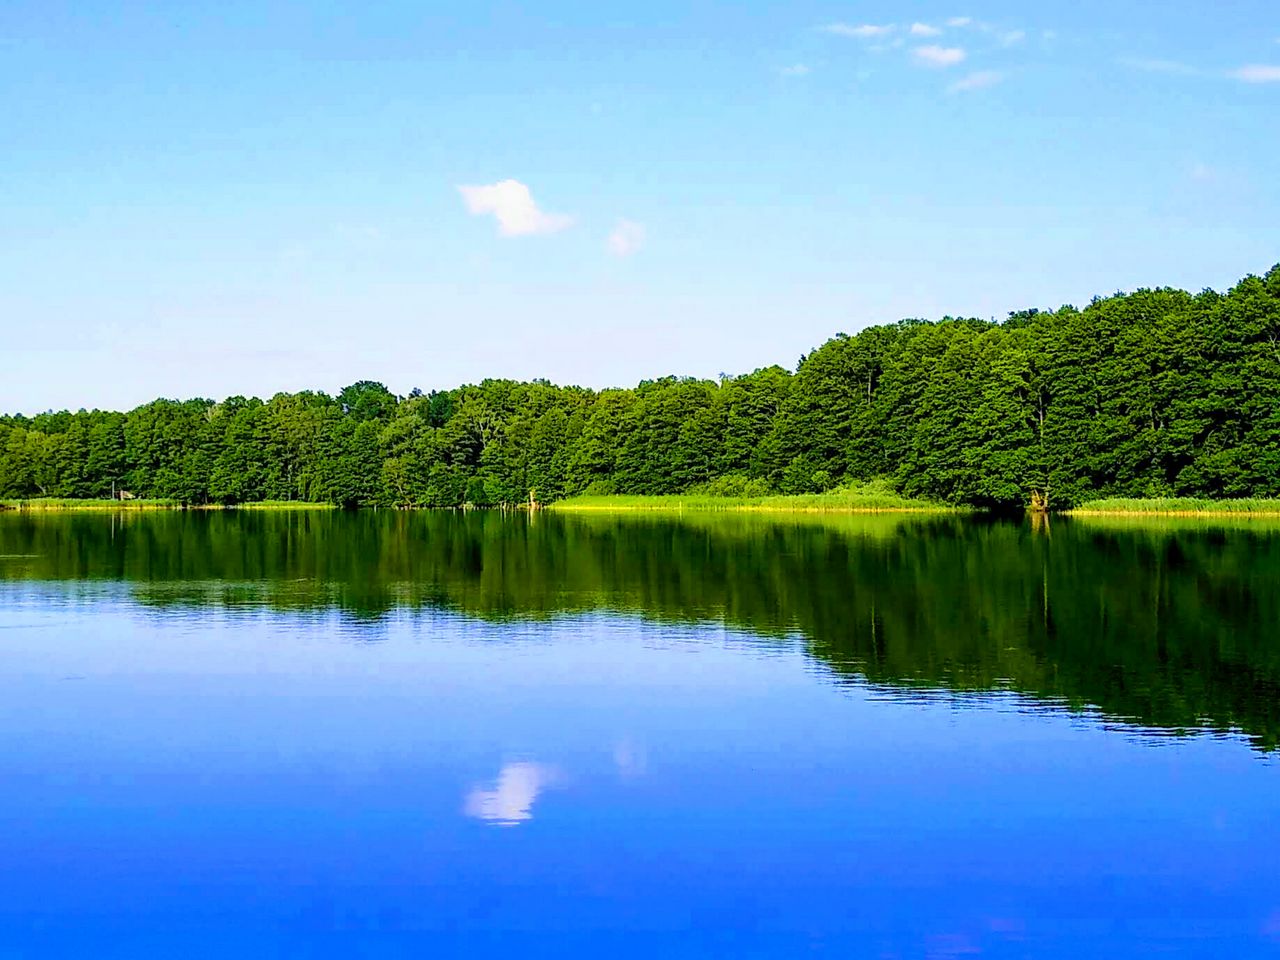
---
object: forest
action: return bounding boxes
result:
[2,264,1278,510]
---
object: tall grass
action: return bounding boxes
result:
[1067,498,1280,516]
[549,485,955,514]
[0,498,184,511]
[204,501,338,511]
[0,498,337,512]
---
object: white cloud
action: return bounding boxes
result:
[457,179,573,237]
[607,219,646,257]
[910,22,941,37]
[949,70,1004,93]
[1000,29,1027,45]
[824,22,894,38]
[947,17,973,28]
[778,63,811,76]
[1231,64,1280,83]
[914,45,967,68]
[463,762,558,825]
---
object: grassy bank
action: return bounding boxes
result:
[206,500,338,511]
[0,498,184,511]
[548,489,956,515]
[0,498,336,512]
[1066,497,1280,517]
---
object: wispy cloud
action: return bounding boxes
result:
[947,17,972,28]
[458,179,573,237]
[1119,57,1280,84]
[949,69,1004,93]
[1231,64,1280,83]
[778,63,811,76]
[914,45,967,68]
[607,219,646,257]
[910,22,941,37]
[824,22,894,39]
[999,29,1027,46]
[1119,57,1204,77]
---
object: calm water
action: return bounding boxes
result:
[0,510,1277,958]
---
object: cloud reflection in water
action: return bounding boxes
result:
[464,762,558,826]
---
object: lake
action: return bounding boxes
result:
[0,509,1277,958]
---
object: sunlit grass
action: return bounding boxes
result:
[0,498,183,511]
[210,501,338,511]
[549,486,956,514]
[1,498,338,512]
[1067,497,1280,516]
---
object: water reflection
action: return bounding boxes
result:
[0,517,1277,955]
[613,739,647,780]
[464,762,559,826]
[1,509,1278,749]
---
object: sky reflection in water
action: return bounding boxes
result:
[0,511,1277,957]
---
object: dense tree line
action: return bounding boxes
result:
[3,265,1279,509]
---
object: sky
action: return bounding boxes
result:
[1,1,1278,414]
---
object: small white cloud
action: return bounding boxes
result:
[1231,64,1280,83]
[824,22,894,38]
[457,179,573,237]
[1190,162,1216,182]
[607,219,646,257]
[463,762,558,826]
[778,63,811,76]
[1000,29,1027,45]
[914,45,967,68]
[949,70,1004,93]
[910,22,941,37]
[947,17,973,28]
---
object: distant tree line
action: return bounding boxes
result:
[2,265,1278,509]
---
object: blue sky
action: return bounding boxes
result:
[1,1,1277,413]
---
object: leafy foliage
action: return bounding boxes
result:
[2,266,1278,508]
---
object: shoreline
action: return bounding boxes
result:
[1064,498,1280,518]
[546,493,958,514]
[1067,510,1280,517]
[0,500,338,513]
[6,496,1280,519]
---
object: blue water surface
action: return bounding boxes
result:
[0,513,1276,958]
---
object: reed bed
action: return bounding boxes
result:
[548,491,956,514]
[1067,497,1280,516]
[0,498,183,511]
[0,498,337,512]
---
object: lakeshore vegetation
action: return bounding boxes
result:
[2,265,1278,512]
